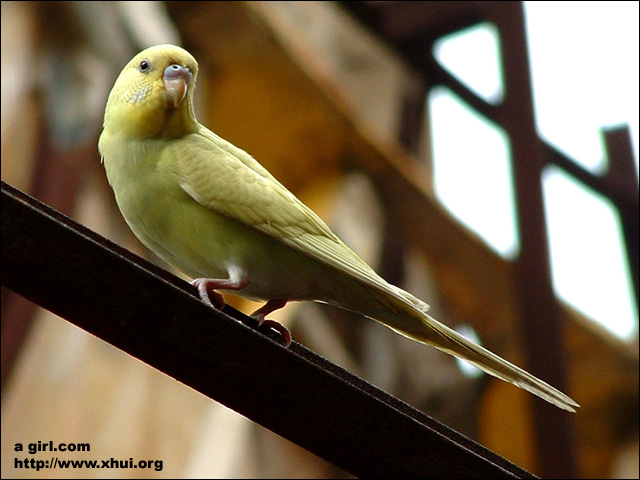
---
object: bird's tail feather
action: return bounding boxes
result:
[365,285,579,412]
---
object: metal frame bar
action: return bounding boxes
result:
[1,180,536,478]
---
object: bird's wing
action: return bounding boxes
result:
[171,129,580,413]
[171,127,429,312]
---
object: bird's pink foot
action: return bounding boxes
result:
[192,278,291,347]
[192,278,228,309]
[251,299,291,347]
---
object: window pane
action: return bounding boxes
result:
[429,87,519,259]
[433,22,504,104]
[542,166,637,339]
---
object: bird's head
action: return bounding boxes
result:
[102,44,199,139]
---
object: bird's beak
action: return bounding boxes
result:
[163,64,192,109]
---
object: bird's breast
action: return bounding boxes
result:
[101,136,334,302]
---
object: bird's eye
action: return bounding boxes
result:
[139,60,151,73]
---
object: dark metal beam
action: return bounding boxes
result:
[492,5,577,477]
[604,126,639,309]
[1,180,536,478]
[1,125,96,389]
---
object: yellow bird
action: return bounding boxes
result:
[99,44,578,412]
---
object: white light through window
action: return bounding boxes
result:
[542,166,636,339]
[429,87,518,259]
[433,22,504,104]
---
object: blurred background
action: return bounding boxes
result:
[1,1,638,478]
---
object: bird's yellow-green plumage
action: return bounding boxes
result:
[99,44,579,412]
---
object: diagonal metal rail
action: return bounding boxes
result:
[1,180,536,478]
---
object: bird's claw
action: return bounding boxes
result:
[254,315,292,348]
[251,299,291,347]
[192,279,291,347]
[192,278,226,309]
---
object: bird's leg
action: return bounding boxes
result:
[191,276,249,309]
[251,299,291,347]
[192,277,291,347]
